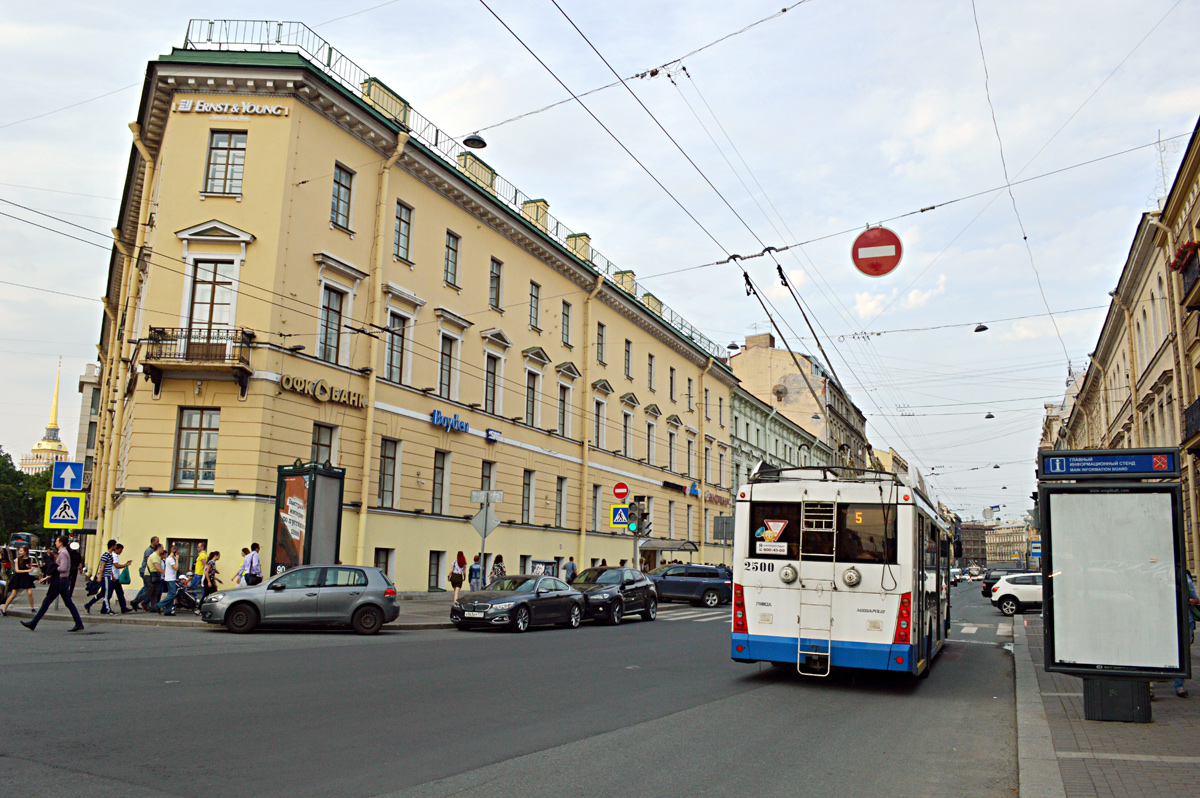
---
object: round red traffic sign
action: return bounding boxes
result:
[613,482,629,501]
[851,226,903,277]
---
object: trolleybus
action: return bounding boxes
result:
[731,464,952,677]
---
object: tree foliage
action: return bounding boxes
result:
[0,446,51,540]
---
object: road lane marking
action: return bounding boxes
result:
[997,621,1013,637]
[960,625,979,634]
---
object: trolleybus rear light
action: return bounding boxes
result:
[893,592,912,644]
[733,584,748,634]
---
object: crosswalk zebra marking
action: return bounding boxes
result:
[960,625,979,634]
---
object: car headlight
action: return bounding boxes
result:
[205,593,224,603]
[491,602,515,610]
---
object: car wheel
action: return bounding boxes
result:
[512,605,530,633]
[608,600,623,626]
[642,596,657,621]
[562,604,581,629]
[352,606,384,635]
[702,589,720,608]
[999,596,1020,616]
[225,603,258,634]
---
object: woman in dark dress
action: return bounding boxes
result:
[2,546,36,615]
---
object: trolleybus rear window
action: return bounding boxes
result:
[748,502,896,563]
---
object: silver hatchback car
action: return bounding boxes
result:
[200,564,400,635]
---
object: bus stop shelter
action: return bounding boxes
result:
[636,539,699,568]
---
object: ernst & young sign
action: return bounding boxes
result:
[281,375,367,409]
[174,98,290,117]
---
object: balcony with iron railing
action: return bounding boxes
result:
[142,326,255,393]
[181,19,728,364]
[1181,251,1200,312]
[1184,397,1200,449]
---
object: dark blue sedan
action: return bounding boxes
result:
[649,564,732,607]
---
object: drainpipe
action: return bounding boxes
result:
[103,123,155,543]
[578,275,605,568]
[698,357,714,563]
[355,134,408,566]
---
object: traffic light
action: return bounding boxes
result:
[641,513,653,538]
[627,501,642,535]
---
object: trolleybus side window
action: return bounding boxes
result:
[834,504,898,564]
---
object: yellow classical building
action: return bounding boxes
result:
[88,21,735,588]
[19,363,70,476]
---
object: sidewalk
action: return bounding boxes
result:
[1015,615,1200,797]
[1,585,457,630]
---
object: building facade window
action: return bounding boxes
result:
[668,500,676,539]
[86,421,97,449]
[428,551,444,590]
[331,164,354,229]
[89,389,101,415]
[204,131,246,194]
[489,258,503,309]
[647,354,655,390]
[311,423,335,465]
[687,378,694,410]
[687,438,695,477]
[687,505,694,542]
[596,323,606,363]
[623,412,633,456]
[668,430,677,471]
[529,282,541,329]
[555,476,566,527]
[646,421,656,465]
[189,260,234,333]
[561,301,571,346]
[704,389,711,419]
[394,202,412,260]
[385,312,406,383]
[718,397,724,426]
[438,335,455,399]
[432,451,448,514]
[624,340,632,379]
[525,371,539,425]
[669,367,676,402]
[592,484,601,532]
[557,384,570,436]
[378,438,398,508]
[484,354,499,414]
[594,400,605,447]
[704,445,712,482]
[318,285,344,364]
[718,452,725,487]
[444,231,460,286]
[522,469,534,524]
[174,408,219,489]
[480,460,496,492]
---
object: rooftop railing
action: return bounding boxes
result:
[182,19,727,362]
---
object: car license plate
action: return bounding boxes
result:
[464,611,485,618]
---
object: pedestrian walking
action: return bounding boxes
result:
[128,536,160,610]
[85,540,131,615]
[241,543,263,586]
[233,547,250,585]
[469,554,482,592]
[21,535,84,632]
[490,554,506,582]
[448,551,466,601]
[563,556,577,584]
[157,546,181,616]
[192,543,208,595]
[201,551,221,606]
[1,546,36,616]
[135,543,165,612]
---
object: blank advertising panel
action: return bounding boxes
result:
[1049,490,1179,671]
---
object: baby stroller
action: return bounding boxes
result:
[172,574,201,613]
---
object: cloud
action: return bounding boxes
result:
[854,289,897,319]
[903,274,946,308]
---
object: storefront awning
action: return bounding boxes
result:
[636,539,699,552]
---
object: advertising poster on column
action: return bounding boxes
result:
[274,474,309,574]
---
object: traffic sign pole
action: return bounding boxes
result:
[470,490,503,589]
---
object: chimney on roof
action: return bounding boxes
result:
[745,333,775,350]
[456,152,496,195]
[522,198,549,232]
[565,232,590,262]
[613,270,636,295]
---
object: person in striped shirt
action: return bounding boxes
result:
[86,540,131,615]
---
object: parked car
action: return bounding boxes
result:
[649,564,731,607]
[451,574,583,632]
[572,567,657,624]
[981,566,1035,597]
[990,573,1044,616]
[200,565,399,635]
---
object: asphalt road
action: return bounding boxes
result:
[0,583,1016,798]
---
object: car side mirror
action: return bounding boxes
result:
[269,582,285,591]
[537,587,551,595]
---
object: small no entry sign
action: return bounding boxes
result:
[852,227,903,277]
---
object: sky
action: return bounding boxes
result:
[0,0,1196,520]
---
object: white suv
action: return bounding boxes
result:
[990,573,1043,616]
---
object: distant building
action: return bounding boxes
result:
[730,333,869,467]
[75,363,101,489]
[959,521,989,567]
[729,385,832,496]
[19,362,70,475]
[986,518,1033,567]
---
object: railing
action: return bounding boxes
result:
[1184,397,1200,442]
[144,326,253,367]
[1182,252,1200,308]
[181,19,727,363]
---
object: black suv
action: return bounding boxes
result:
[649,564,732,607]
[981,566,1036,597]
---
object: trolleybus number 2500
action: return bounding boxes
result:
[743,560,775,573]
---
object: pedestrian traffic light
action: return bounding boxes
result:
[641,514,653,537]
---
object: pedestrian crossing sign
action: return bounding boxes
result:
[610,504,630,528]
[44,491,86,529]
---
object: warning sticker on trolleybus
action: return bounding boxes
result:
[755,520,788,555]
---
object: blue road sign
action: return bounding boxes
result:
[51,461,84,492]
[44,491,85,529]
[610,505,630,528]
[1038,449,1179,480]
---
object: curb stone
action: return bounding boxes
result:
[1013,617,1067,798]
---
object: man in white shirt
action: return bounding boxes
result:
[156,546,181,616]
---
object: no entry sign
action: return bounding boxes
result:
[851,226,903,277]
[613,482,629,501]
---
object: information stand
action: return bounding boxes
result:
[1037,448,1192,723]
[270,461,345,575]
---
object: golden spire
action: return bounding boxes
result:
[47,357,61,430]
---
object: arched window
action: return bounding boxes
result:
[1150,292,1160,343]
[1158,275,1167,340]
[1136,321,1145,365]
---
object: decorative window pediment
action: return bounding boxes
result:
[644,403,661,418]
[592,378,614,396]
[384,281,426,309]
[314,251,368,284]
[555,361,581,380]
[435,307,474,331]
[620,392,640,408]
[479,328,514,349]
[666,414,682,427]
[522,346,552,366]
[176,219,255,244]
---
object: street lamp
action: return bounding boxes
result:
[463,132,487,149]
